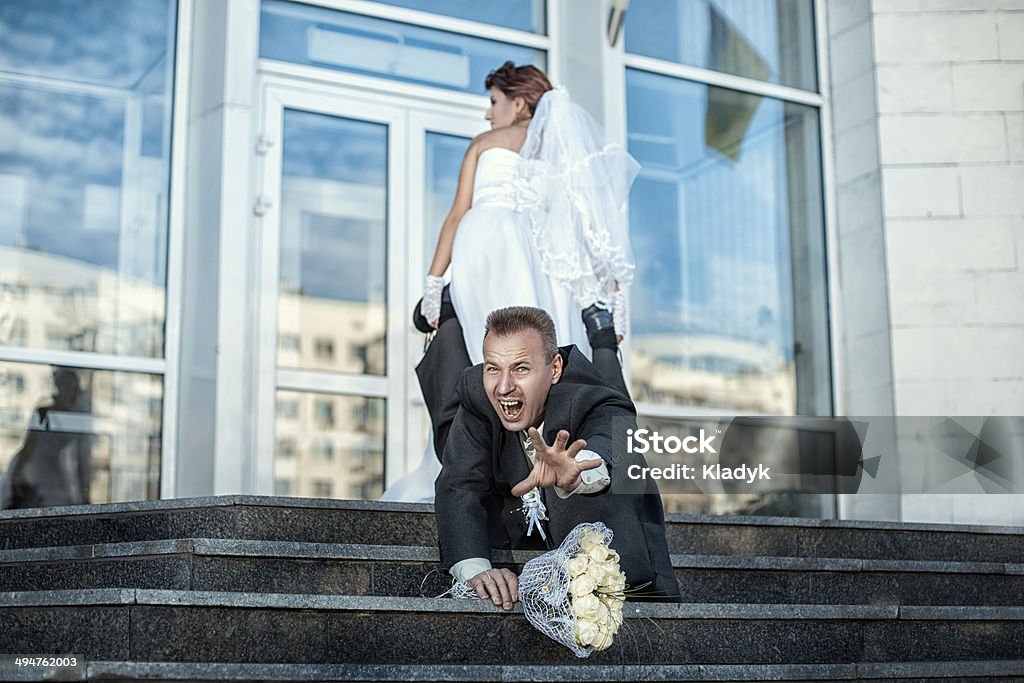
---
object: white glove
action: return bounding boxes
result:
[611,289,627,338]
[422,275,445,327]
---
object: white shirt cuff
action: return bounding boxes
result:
[554,449,610,499]
[451,557,492,584]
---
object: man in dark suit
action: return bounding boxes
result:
[434,306,678,610]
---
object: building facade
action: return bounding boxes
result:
[0,0,1021,524]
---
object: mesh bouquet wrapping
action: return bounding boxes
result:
[518,522,626,657]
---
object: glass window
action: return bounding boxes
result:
[626,68,831,416]
[0,362,162,509]
[371,0,546,34]
[277,110,388,376]
[0,0,177,358]
[313,337,335,359]
[6,373,25,393]
[311,480,333,498]
[314,399,335,428]
[625,0,817,92]
[274,390,385,500]
[423,132,472,271]
[277,437,296,459]
[311,437,333,461]
[260,1,546,95]
[277,399,299,420]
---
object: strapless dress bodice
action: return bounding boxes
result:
[472,147,527,209]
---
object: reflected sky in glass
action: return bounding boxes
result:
[0,0,173,90]
[625,0,817,92]
[0,0,176,358]
[424,132,470,272]
[1,85,124,268]
[277,110,388,376]
[626,68,824,412]
[260,1,545,95]
[372,0,546,34]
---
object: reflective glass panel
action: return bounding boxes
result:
[0,362,162,509]
[626,69,831,416]
[423,132,471,271]
[372,0,546,34]
[625,0,817,92]
[277,110,388,376]
[274,390,385,500]
[260,1,546,94]
[0,0,176,358]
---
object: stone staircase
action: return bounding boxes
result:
[1,495,1023,681]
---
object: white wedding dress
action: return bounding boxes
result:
[450,146,590,364]
[379,146,591,504]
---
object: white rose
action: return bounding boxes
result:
[594,599,609,624]
[578,528,605,552]
[567,556,589,578]
[588,545,609,563]
[570,574,597,597]
[602,597,624,626]
[585,561,606,581]
[601,560,624,585]
[591,626,615,651]
[606,549,620,563]
[574,619,600,646]
[573,592,602,620]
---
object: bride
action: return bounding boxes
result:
[380,62,638,503]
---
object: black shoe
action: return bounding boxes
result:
[413,284,456,333]
[582,304,617,350]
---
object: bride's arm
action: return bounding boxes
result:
[427,139,483,277]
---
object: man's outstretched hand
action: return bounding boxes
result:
[510,428,603,497]
[468,567,519,610]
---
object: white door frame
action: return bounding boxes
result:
[254,77,485,495]
[400,108,487,477]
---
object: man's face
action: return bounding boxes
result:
[482,328,563,432]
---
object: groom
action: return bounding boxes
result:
[434,306,679,609]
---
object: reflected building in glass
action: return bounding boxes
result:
[0,0,173,509]
[0,0,1021,527]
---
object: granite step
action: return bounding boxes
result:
[2,539,1023,607]
[3,496,1023,563]
[3,659,1024,682]
[2,589,1023,667]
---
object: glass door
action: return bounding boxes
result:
[255,81,483,499]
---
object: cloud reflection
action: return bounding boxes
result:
[0,0,176,358]
[0,0,172,89]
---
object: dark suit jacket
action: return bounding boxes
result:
[434,345,679,599]
[415,316,471,459]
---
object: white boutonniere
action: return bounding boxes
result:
[519,486,548,541]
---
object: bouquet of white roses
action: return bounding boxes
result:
[518,522,626,657]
